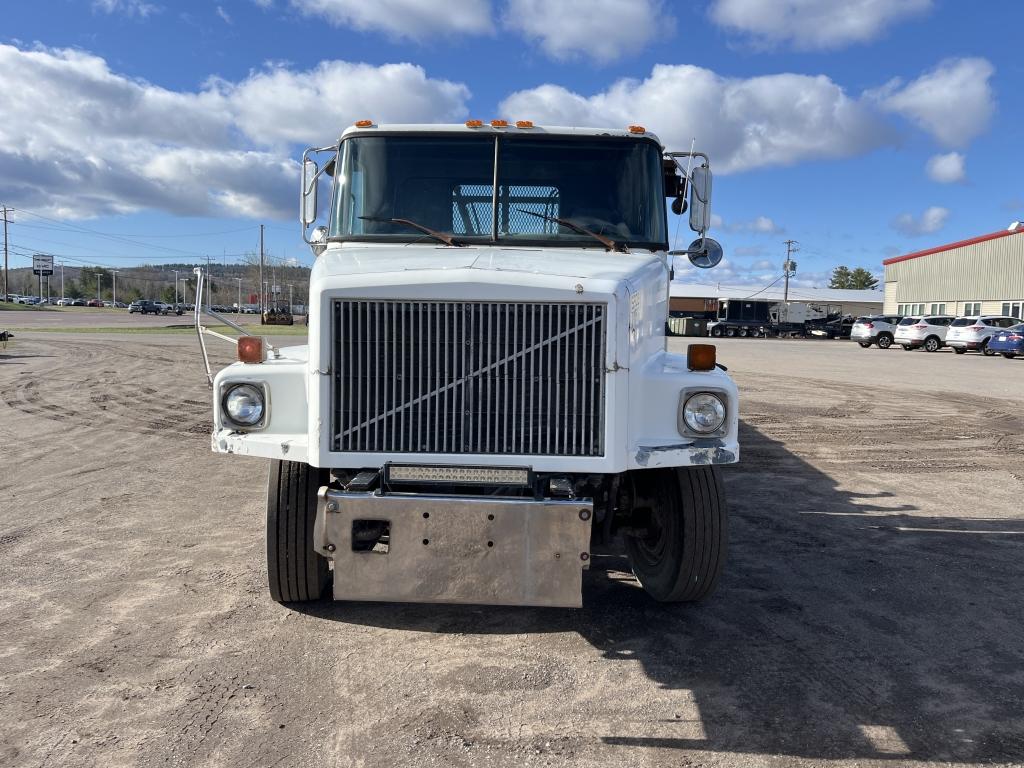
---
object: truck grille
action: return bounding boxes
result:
[331,300,606,456]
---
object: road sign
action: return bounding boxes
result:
[32,254,54,276]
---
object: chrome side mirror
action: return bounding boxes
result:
[688,165,712,234]
[301,158,318,227]
[310,225,328,257]
[686,237,723,269]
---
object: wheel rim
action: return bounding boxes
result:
[926,339,938,352]
[878,336,892,348]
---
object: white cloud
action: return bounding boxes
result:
[0,43,470,219]
[216,5,232,23]
[289,0,492,39]
[92,0,160,17]
[724,215,783,234]
[873,58,995,147]
[501,64,893,173]
[503,0,667,63]
[925,152,966,184]
[891,206,949,236]
[709,0,932,50]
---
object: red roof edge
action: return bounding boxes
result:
[883,227,1024,266]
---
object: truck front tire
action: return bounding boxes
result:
[267,460,330,603]
[625,466,727,602]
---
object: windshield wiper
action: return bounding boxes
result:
[358,216,463,247]
[512,209,625,252]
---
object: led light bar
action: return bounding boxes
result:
[385,464,531,487]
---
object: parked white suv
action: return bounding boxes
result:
[946,316,1024,355]
[894,315,955,352]
[851,315,902,349]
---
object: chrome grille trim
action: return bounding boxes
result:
[331,300,606,456]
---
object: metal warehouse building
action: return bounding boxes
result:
[883,224,1024,318]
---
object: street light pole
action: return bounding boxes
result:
[60,262,64,300]
[173,269,179,307]
[112,270,119,306]
[96,274,101,302]
[235,277,242,310]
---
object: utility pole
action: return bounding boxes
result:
[783,239,799,305]
[235,277,242,310]
[2,205,8,302]
[205,256,212,310]
[289,284,293,313]
[112,270,119,306]
[96,273,101,302]
[173,269,179,307]
[60,262,64,300]
[259,224,265,313]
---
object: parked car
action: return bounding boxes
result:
[86,299,103,308]
[71,298,87,307]
[128,300,167,315]
[894,315,955,352]
[164,303,185,316]
[57,298,74,306]
[987,323,1024,358]
[850,315,902,348]
[946,315,1024,356]
[112,301,128,308]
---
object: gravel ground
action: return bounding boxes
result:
[1,330,1023,768]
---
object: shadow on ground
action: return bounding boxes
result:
[297,421,1024,764]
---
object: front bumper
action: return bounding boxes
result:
[313,489,593,607]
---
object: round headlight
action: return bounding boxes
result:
[224,384,265,427]
[682,392,726,434]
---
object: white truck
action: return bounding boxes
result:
[197,121,739,608]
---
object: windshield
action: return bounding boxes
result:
[330,134,667,249]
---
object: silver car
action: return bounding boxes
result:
[851,315,902,349]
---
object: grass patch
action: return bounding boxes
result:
[0,302,52,312]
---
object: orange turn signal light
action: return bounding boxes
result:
[687,344,717,372]
[238,336,265,364]
[354,119,374,128]
[490,119,508,128]
[515,120,534,128]
[465,119,483,128]
[628,124,646,134]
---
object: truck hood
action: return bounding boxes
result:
[312,242,666,285]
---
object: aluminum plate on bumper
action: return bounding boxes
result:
[314,490,593,607]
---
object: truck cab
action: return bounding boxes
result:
[204,121,739,608]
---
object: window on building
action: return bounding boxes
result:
[964,302,981,315]
[1002,302,1022,319]
[915,303,925,314]
[930,303,946,314]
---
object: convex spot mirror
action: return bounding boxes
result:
[689,165,712,234]
[301,159,318,227]
[687,237,723,269]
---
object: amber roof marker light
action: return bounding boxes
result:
[516,120,534,128]
[354,119,374,128]
[490,119,509,128]
[465,119,483,128]
[628,125,646,134]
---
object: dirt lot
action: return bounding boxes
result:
[1,327,1023,768]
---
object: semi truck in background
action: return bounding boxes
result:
[706,298,848,338]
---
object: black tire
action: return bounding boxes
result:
[267,460,330,603]
[953,347,966,354]
[624,467,727,603]
[738,328,748,337]
[710,326,723,338]
[901,344,914,351]
[1002,352,1016,359]
[725,327,737,338]
[858,342,872,348]
[877,334,893,349]
[981,340,996,357]
[924,336,941,352]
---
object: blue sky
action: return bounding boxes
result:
[1,0,1021,288]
